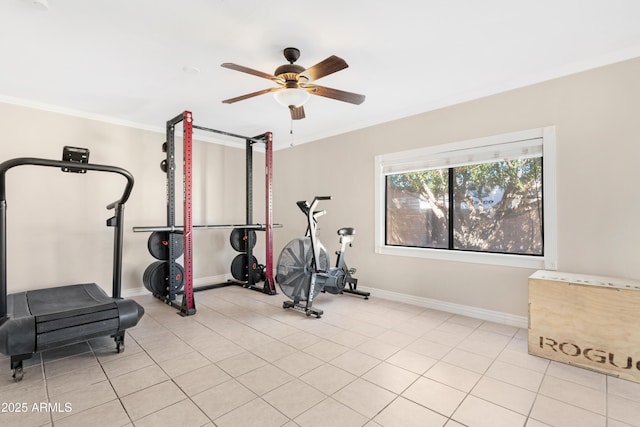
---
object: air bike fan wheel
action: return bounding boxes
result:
[276,237,329,303]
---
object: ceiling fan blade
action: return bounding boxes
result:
[308,85,366,105]
[222,87,280,104]
[300,55,348,81]
[221,63,278,81]
[289,105,305,120]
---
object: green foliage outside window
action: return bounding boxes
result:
[386,158,543,255]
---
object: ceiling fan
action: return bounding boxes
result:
[221,47,365,120]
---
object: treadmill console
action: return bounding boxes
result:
[61,146,90,173]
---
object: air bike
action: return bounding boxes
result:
[276,196,369,318]
[0,148,144,381]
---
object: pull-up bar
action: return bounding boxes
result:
[192,125,266,144]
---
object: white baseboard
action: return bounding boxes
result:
[357,286,528,329]
[122,274,231,298]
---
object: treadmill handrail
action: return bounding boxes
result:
[0,157,134,206]
[0,157,134,319]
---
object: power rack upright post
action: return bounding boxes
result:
[166,111,195,315]
[134,111,277,316]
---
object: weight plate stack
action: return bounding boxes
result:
[230,254,262,282]
[143,261,184,297]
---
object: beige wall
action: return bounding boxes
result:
[0,104,251,295]
[273,57,640,318]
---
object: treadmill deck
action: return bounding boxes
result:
[0,283,144,355]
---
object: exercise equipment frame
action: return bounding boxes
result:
[0,155,144,381]
[134,111,277,316]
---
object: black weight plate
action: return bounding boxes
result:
[143,261,184,297]
[230,254,261,282]
[230,228,257,252]
[148,231,184,260]
[143,261,164,295]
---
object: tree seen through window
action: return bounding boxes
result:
[386,157,543,255]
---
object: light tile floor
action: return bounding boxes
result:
[2,286,640,426]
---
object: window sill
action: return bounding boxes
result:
[376,245,554,269]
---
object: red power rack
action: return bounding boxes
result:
[134,111,276,316]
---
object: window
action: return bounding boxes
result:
[375,128,557,269]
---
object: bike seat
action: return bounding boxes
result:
[337,227,355,236]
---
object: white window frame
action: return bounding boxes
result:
[374,127,557,269]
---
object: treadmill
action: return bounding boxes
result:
[0,148,144,381]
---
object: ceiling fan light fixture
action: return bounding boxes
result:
[273,88,310,108]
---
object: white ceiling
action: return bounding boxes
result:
[2,0,640,150]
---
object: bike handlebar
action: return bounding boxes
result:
[308,196,331,211]
[296,200,310,215]
[296,196,332,221]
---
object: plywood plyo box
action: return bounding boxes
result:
[528,270,640,383]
